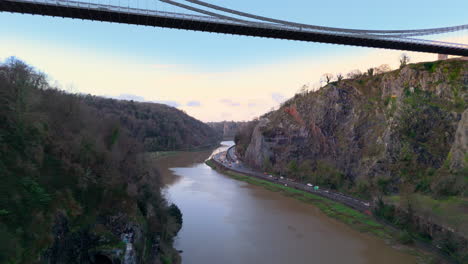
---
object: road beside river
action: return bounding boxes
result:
[213,145,372,213]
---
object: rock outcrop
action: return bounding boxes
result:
[450,109,468,170]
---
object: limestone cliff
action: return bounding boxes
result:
[236,59,467,197]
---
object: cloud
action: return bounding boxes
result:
[151,100,181,108]
[271,93,286,104]
[247,102,257,108]
[220,99,241,107]
[186,100,201,107]
[220,112,232,119]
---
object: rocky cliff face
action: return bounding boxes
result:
[236,59,467,196]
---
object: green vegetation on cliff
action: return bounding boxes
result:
[0,58,183,263]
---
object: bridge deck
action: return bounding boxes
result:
[1,0,467,56]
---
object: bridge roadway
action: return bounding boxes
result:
[211,145,372,214]
[1,0,467,56]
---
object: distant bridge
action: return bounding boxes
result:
[1,0,467,55]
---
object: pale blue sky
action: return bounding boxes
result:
[1,0,467,121]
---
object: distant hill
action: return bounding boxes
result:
[83,96,221,152]
[207,121,248,140]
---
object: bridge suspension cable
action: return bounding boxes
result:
[178,0,468,37]
[160,0,448,39]
[158,0,468,50]
[158,0,266,25]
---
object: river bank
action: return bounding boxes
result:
[205,156,446,263]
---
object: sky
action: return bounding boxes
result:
[1,0,467,122]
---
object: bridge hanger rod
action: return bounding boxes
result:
[183,0,468,36]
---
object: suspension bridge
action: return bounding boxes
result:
[1,0,467,55]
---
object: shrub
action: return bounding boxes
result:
[423,62,437,72]
[397,230,414,245]
[168,204,183,226]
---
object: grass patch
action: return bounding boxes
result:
[423,62,439,72]
[386,194,468,235]
[161,255,172,264]
[148,151,179,159]
[149,144,220,160]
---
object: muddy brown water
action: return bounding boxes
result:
[157,141,417,264]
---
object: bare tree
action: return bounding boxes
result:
[295,85,309,97]
[399,53,410,68]
[336,73,344,82]
[347,69,363,79]
[321,73,334,85]
[375,64,392,74]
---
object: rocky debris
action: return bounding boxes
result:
[122,231,136,264]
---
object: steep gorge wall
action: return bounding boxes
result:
[237,59,467,196]
[0,59,182,264]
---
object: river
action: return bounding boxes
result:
[157,141,416,264]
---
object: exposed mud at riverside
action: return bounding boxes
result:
[156,142,417,264]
